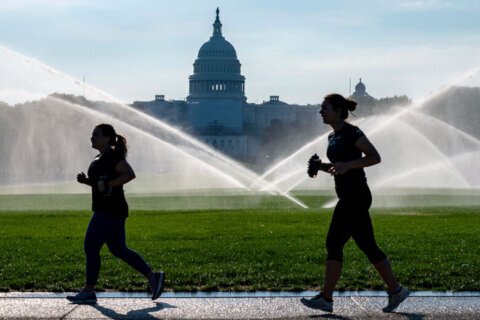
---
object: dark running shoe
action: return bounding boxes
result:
[66,288,97,304]
[301,292,333,312]
[383,286,410,312]
[149,271,165,300]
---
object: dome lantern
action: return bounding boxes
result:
[213,7,223,38]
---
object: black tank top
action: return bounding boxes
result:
[327,122,367,189]
[87,147,129,218]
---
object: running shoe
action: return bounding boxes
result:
[300,292,333,312]
[66,288,97,304]
[149,271,165,300]
[383,286,410,312]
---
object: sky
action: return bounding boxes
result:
[1,0,480,105]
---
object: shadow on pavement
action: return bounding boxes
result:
[396,312,427,320]
[309,312,426,320]
[89,302,176,319]
[310,314,352,320]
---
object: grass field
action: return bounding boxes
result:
[0,193,479,293]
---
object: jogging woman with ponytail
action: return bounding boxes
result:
[301,94,409,313]
[67,124,164,304]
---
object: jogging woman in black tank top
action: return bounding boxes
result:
[301,94,409,313]
[67,124,165,304]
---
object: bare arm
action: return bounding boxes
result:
[328,136,381,175]
[350,135,381,168]
[109,160,136,187]
[98,160,136,191]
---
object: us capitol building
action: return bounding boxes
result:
[132,8,368,159]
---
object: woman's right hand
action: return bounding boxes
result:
[77,172,88,184]
[319,162,333,172]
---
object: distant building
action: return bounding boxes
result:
[132,8,320,158]
[349,78,376,110]
[350,78,374,99]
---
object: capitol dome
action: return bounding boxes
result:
[198,36,237,58]
[350,78,375,102]
[355,78,367,95]
[187,8,246,101]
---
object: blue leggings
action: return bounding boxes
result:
[84,213,152,286]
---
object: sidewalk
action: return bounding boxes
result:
[1,293,479,319]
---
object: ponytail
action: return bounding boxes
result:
[114,134,128,159]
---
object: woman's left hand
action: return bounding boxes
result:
[328,162,349,175]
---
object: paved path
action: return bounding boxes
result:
[1,294,479,319]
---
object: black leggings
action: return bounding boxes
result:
[84,213,152,286]
[326,183,387,264]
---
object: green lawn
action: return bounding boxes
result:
[0,196,479,293]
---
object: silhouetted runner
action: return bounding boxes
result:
[302,94,410,313]
[67,123,164,304]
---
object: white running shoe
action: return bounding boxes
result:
[300,293,333,312]
[383,286,410,312]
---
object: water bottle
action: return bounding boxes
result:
[307,153,321,178]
